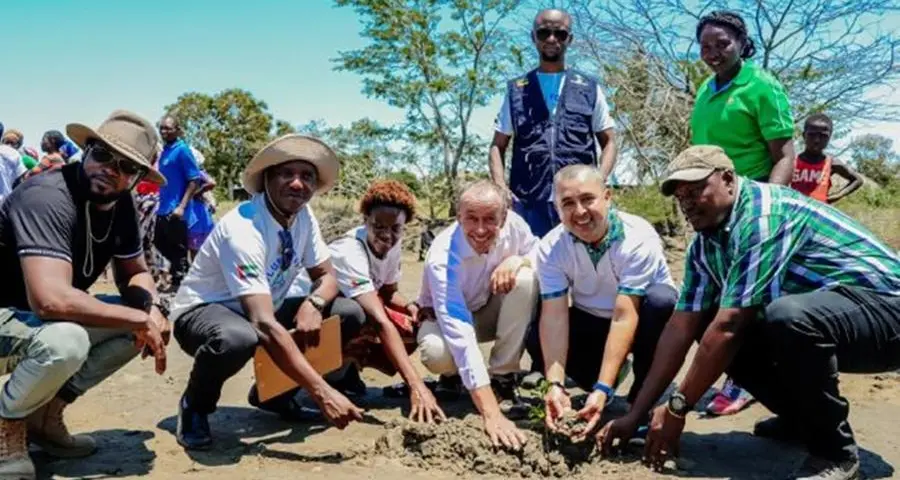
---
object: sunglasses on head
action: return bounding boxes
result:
[89,144,146,176]
[535,28,570,42]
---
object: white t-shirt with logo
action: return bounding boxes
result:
[169,194,329,319]
[330,226,402,298]
[537,210,675,318]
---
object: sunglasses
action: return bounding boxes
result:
[278,229,295,271]
[89,144,146,176]
[535,28,570,42]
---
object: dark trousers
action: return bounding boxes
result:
[512,199,560,238]
[526,284,677,402]
[154,215,190,286]
[712,286,900,462]
[173,297,365,414]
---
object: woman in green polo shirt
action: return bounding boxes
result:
[691,10,797,184]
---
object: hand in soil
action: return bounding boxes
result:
[483,413,527,450]
[645,405,685,472]
[409,384,447,424]
[572,390,607,442]
[316,385,364,429]
[596,414,640,456]
[543,384,572,432]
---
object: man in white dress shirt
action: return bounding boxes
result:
[416,180,539,449]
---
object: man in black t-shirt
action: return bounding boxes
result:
[0,110,170,479]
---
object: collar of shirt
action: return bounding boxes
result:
[708,60,756,96]
[696,176,746,245]
[252,193,299,234]
[571,207,624,265]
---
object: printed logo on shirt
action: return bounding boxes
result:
[350,277,371,288]
[237,263,260,280]
[571,74,587,86]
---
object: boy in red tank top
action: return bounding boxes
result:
[791,113,862,203]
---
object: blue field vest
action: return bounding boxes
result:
[508,69,599,203]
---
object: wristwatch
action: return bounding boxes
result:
[307,294,327,313]
[667,392,692,418]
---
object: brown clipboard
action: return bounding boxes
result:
[252,315,343,402]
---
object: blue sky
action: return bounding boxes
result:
[3,0,898,156]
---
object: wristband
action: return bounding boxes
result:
[592,381,614,397]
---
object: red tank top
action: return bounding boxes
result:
[791,154,832,202]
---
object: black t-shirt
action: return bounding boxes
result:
[0,163,142,310]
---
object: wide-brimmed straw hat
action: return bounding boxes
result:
[66,110,166,185]
[241,134,339,195]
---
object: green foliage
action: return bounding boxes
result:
[385,169,424,196]
[333,0,521,208]
[850,134,900,187]
[613,186,678,230]
[164,89,292,199]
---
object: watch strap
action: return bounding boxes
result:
[592,381,614,397]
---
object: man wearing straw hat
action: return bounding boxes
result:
[0,110,170,479]
[169,134,365,450]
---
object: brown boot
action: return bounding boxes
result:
[0,417,35,480]
[26,398,96,458]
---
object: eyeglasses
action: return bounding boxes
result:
[278,229,295,271]
[89,144,146,177]
[535,28,570,42]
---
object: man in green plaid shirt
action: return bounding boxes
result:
[597,145,900,480]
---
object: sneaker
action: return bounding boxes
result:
[248,385,323,422]
[328,364,367,399]
[434,375,464,401]
[792,455,860,480]
[705,378,754,416]
[176,396,212,450]
[753,416,805,445]
[492,374,529,420]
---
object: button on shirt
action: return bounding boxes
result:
[538,209,675,318]
[169,194,329,320]
[330,226,402,298]
[157,139,202,216]
[418,211,538,390]
[677,178,900,313]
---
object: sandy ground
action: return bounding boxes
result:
[34,252,900,479]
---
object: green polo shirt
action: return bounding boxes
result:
[691,61,795,180]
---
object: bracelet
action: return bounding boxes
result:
[592,381,614,397]
[151,301,169,317]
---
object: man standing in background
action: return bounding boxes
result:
[488,8,618,238]
[155,115,202,292]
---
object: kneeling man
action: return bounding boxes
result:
[169,134,364,450]
[527,164,676,439]
[0,111,169,479]
[416,180,539,449]
[601,146,900,480]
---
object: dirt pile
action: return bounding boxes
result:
[368,415,629,478]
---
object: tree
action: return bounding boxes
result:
[850,134,900,186]
[333,0,522,211]
[563,0,899,181]
[165,89,289,198]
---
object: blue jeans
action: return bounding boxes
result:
[512,199,560,238]
[0,295,140,419]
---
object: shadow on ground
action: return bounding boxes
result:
[35,429,155,479]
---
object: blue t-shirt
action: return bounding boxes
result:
[157,139,202,216]
[536,72,564,114]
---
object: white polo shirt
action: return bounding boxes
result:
[330,226,402,298]
[418,211,537,390]
[537,209,675,318]
[170,194,330,320]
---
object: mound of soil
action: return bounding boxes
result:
[369,415,630,478]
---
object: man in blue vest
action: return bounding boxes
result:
[488,8,618,239]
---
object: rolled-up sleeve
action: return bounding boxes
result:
[424,243,490,391]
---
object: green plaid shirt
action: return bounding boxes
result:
[677,178,900,312]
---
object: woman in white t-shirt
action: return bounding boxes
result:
[330,180,445,423]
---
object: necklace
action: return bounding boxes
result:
[82,201,116,278]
